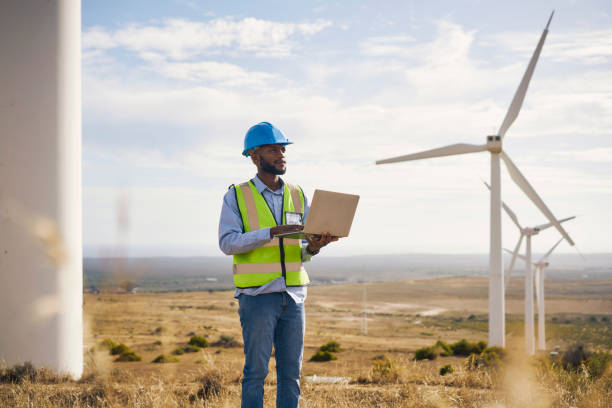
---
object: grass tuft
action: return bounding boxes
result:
[109,343,130,356]
[414,346,436,360]
[189,335,209,348]
[310,351,337,362]
[439,364,454,376]
[115,351,142,362]
[211,334,240,348]
[319,340,341,353]
[152,354,179,363]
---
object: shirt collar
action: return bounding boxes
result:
[252,174,284,194]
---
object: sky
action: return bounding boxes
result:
[81,0,612,258]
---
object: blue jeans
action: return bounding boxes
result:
[238,292,305,408]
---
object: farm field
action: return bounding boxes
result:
[1,276,611,407]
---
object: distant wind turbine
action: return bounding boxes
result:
[506,237,565,350]
[376,11,574,347]
[488,179,575,354]
[361,282,368,336]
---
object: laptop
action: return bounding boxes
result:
[274,189,360,239]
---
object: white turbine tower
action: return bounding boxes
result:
[376,12,575,347]
[506,237,565,351]
[487,181,575,354]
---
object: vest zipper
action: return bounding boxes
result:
[279,237,287,281]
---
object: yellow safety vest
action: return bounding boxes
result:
[231,180,310,288]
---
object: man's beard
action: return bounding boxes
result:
[259,154,286,175]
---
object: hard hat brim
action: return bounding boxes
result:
[242,141,293,157]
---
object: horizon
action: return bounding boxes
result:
[83,248,612,258]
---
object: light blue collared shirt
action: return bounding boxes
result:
[218,175,313,303]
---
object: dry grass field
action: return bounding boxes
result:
[1,276,611,407]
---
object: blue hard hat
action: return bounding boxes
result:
[242,122,292,156]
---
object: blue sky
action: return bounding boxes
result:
[82,0,612,258]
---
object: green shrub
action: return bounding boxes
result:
[319,340,341,353]
[479,347,503,368]
[439,364,454,376]
[309,351,337,362]
[100,338,118,350]
[0,362,69,384]
[192,370,226,401]
[0,362,37,384]
[152,354,179,363]
[153,340,162,345]
[115,351,142,362]
[484,346,505,359]
[172,348,185,355]
[562,343,592,370]
[451,339,486,356]
[587,352,611,378]
[465,346,505,370]
[110,343,130,356]
[371,356,400,383]
[189,335,209,348]
[414,346,436,360]
[183,345,201,353]
[212,334,240,348]
[434,340,454,356]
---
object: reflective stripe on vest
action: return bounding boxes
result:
[232,180,309,288]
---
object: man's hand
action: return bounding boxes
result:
[270,224,304,238]
[305,232,338,254]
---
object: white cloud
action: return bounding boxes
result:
[81,16,612,253]
[488,29,612,65]
[155,61,278,87]
[552,147,612,163]
[354,21,524,105]
[361,35,416,56]
[83,17,332,59]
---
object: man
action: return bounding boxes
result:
[218,122,337,408]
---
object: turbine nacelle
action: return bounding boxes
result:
[536,262,550,269]
[486,136,502,153]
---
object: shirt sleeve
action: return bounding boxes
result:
[218,187,272,255]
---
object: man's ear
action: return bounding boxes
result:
[250,149,259,166]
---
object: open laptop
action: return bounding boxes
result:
[274,189,360,239]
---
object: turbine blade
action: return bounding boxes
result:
[501,152,575,245]
[574,244,587,261]
[483,180,522,230]
[505,234,524,288]
[376,143,487,165]
[498,11,554,138]
[534,215,576,232]
[538,237,564,264]
[504,246,527,261]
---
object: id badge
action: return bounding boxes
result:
[285,212,303,226]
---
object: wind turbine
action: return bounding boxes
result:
[376,12,575,347]
[361,282,368,336]
[506,237,565,350]
[487,181,575,354]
